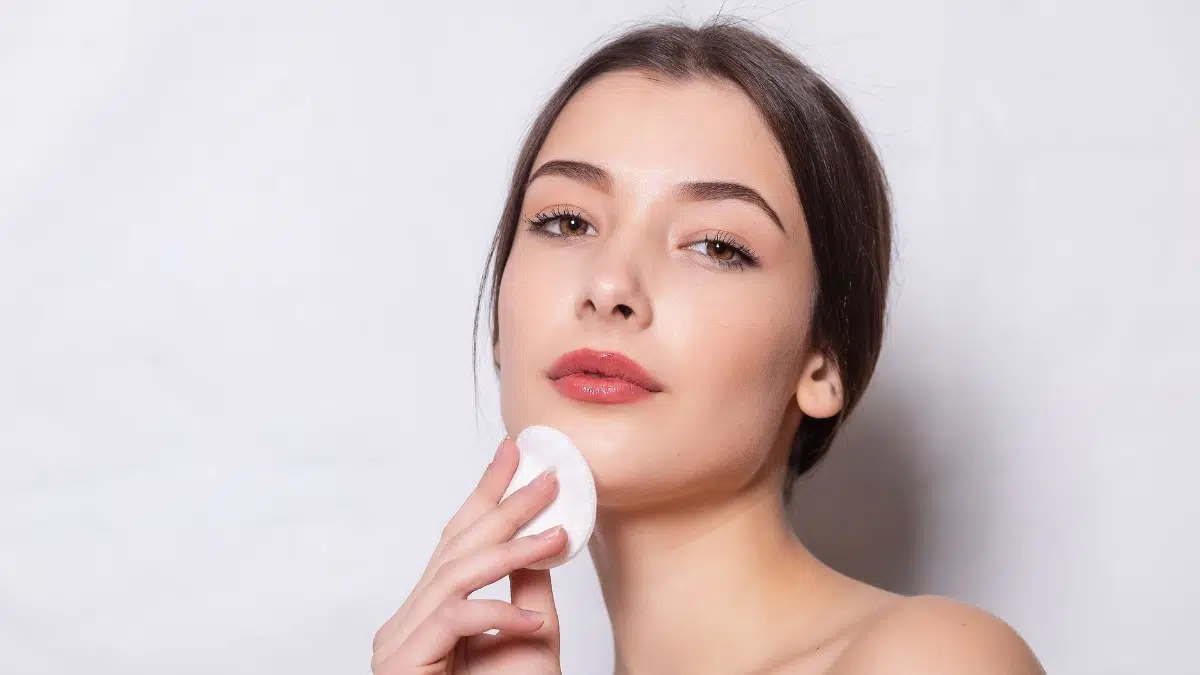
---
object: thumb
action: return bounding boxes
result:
[509,567,560,651]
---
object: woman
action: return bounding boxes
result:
[371,18,1043,675]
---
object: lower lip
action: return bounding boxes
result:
[551,373,656,404]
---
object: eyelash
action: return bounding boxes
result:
[524,207,760,271]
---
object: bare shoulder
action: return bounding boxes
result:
[828,595,1044,675]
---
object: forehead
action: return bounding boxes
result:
[533,70,803,228]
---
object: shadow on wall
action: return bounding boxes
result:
[787,368,936,596]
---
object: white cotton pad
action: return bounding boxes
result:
[502,425,597,570]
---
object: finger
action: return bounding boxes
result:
[432,527,567,601]
[375,440,522,652]
[393,440,530,641]
[439,438,520,544]
[372,599,544,671]
[510,567,560,650]
[439,469,559,561]
[390,528,567,646]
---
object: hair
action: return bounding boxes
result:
[473,17,892,501]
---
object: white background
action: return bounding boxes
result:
[1,1,1196,673]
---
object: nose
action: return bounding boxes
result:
[576,235,653,329]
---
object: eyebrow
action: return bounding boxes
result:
[526,159,786,232]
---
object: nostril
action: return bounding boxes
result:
[616,304,633,319]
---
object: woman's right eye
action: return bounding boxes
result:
[527,209,597,237]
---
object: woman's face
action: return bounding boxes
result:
[496,70,836,509]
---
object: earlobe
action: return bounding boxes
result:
[795,352,844,419]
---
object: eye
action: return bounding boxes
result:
[687,231,759,271]
[526,207,597,237]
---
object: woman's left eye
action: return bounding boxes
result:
[688,234,759,270]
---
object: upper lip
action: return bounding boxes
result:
[547,348,665,392]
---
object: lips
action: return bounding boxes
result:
[547,349,664,404]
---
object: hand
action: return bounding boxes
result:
[371,438,568,674]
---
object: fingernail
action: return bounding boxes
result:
[534,526,562,539]
[520,608,545,621]
[535,469,557,486]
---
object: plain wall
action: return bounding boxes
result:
[1,1,1196,673]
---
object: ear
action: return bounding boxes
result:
[795,350,843,419]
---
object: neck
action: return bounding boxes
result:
[589,478,833,675]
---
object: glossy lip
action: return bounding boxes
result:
[547,348,665,403]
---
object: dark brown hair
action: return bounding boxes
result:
[473,17,892,499]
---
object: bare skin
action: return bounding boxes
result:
[374,70,1044,674]
[371,439,566,674]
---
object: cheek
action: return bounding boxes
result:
[500,236,573,320]
[658,278,810,466]
[495,243,572,419]
[664,271,809,399]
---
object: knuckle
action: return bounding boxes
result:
[370,648,393,674]
[498,504,530,532]
[509,535,547,562]
[442,521,489,560]
[440,516,464,542]
[442,506,480,542]
[370,612,402,652]
[437,528,463,557]
[433,556,468,590]
[433,600,464,625]
[370,628,384,652]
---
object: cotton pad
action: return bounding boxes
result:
[502,425,597,570]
